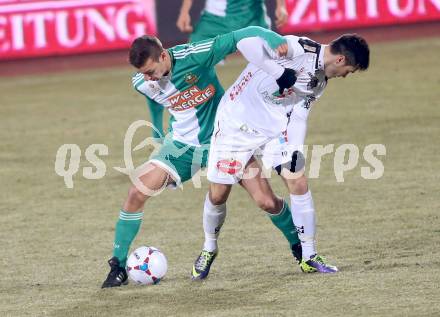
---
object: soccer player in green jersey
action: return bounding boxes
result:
[101,26,302,288]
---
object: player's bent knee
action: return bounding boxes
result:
[209,193,228,206]
[255,196,277,213]
[274,150,305,175]
[127,186,148,204]
[209,184,231,205]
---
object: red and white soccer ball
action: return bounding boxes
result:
[126,246,168,285]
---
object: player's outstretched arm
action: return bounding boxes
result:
[187,26,288,68]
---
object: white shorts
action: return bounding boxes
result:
[207,118,297,184]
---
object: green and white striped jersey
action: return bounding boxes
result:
[132,27,286,146]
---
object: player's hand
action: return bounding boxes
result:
[176,12,193,33]
[276,68,297,94]
[275,43,288,57]
[275,5,288,28]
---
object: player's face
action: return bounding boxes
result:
[139,51,170,81]
[325,55,358,79]
[333,65,357,78]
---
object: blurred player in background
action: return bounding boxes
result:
[191,33,370,279]
[176,0,288,41]
[101,26,303,288]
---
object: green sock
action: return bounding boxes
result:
[268,200,300,245]
[112,210,143,267]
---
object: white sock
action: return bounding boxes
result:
[290,191,316,260]
[202,193,227,252]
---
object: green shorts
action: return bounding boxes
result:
[190,11,271,42]
[148,136,209,184]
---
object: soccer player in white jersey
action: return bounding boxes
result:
[191,34,370,278]
[101,26,308,288]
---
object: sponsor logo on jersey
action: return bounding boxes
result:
[229,72,253,101]
[262,91,282,105]
[216,159,242,175]
[272,87,295,99]
[279,130,288,144]
[168,84,215,111]
[303,44,316,53]
[239,124,260,135]
[148,83,162,95]
[298,38,320,54]
[262,87,295,105]
[184,72,199,84]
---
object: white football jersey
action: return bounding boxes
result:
[218,35,327,140]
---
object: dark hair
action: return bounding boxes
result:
[129,35,163,68]
[330,34,369,70]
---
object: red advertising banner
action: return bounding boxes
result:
[280,0,440,33]
[0,0,157,60]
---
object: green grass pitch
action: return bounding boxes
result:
[1,37,439,316]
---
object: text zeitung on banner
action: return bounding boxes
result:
[0,0,157,59]
[280,0,440,33]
